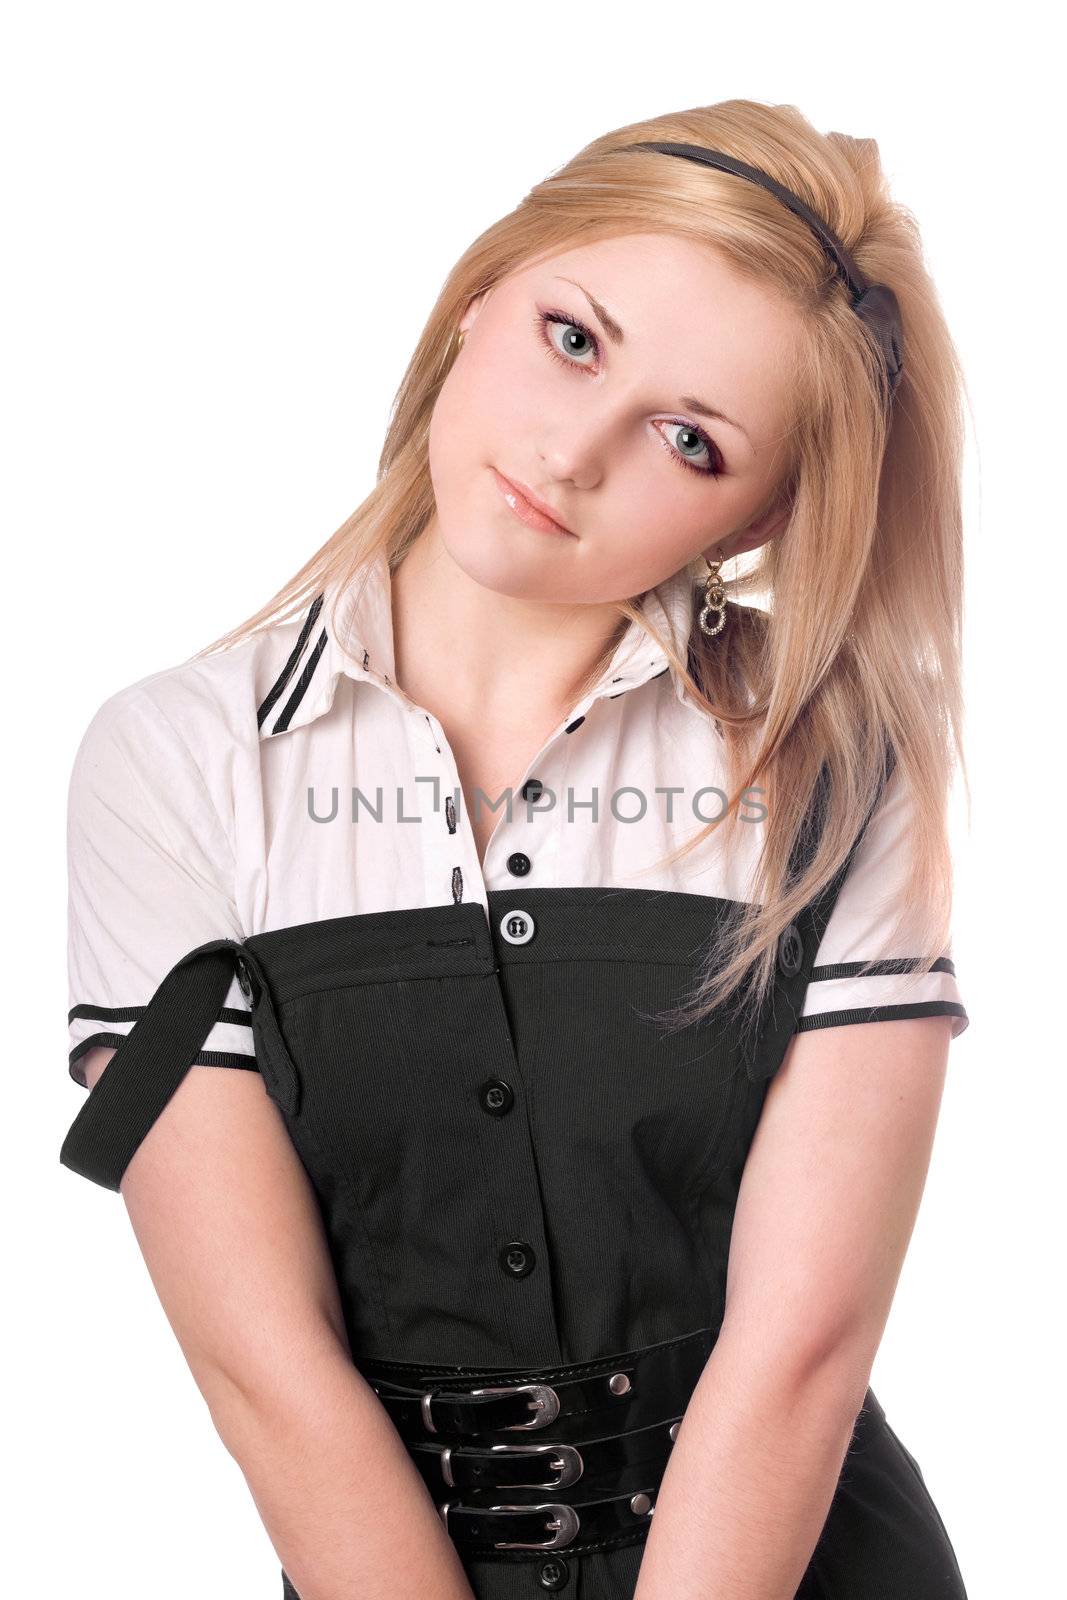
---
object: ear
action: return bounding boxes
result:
[458,290,492,338]
[704,493,793,564]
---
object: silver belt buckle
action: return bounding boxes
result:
[468,1381,561,1429]
[490,1501,581,1550]
[421,1381,560,1434]
[439,1440,583,1489]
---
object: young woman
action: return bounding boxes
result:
[62,98,971,1599]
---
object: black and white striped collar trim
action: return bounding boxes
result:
[256,555,705,739]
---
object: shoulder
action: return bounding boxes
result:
[69,613,310,817]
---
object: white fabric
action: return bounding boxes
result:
[67,548,967,1085]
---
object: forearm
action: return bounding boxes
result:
[206,1340,476,1600]
[633,1330,869,1600]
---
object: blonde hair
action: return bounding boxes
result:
[195,97,969,1047]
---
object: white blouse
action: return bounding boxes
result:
[66,548,968,1087]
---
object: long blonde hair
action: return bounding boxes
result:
[195,97,969,1044]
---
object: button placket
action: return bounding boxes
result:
[467,925,563,1364]
[484,773,556,890]
[479,670,637,885]
[416,650,668,904]
[407,707,476,911]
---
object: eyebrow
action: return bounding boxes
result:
[554,276,754,448]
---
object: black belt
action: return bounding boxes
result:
[354,1326,716,1558]
[354,1327,887,1560]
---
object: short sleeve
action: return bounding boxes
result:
[67,688,257,1088]
[797,769,969,1039]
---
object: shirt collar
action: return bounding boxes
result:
[257,546,702,739]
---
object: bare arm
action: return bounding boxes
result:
[81,1046,476,1600]
[632,1014,954,1600]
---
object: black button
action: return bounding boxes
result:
[478,1078,515,1116]
[538,1557,570,1589]
[236,958,254,1002]
[507,851,532,876]
[499,1240,536,1278]
[521,777,544,802]
[563,715,586,734]
[777,923,805,977]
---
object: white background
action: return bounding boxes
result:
[7,3,1059,1595]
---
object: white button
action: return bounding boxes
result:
[499,909,535,945]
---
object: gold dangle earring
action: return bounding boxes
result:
[698,548,728,637]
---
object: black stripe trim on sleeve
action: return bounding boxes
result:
[69,1003,253,1029]
[256,593,325,729]
[270,626,329,734]
[69,1033,257,1087]
[809,956,957,982]
[796,1001,969,1033]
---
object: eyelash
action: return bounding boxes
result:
[534,307,724,479]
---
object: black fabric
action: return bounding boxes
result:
[60,762,968,1596]
[59,941,240,1189]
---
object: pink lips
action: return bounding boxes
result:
[492,468,574,536]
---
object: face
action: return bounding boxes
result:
[426,232,803,606]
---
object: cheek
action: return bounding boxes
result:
[474,332,556,439]
[429,367,477,462]
[609,459,713,547]
[430,337,544,473]
[427,372,481,514]
[589,461,736,598]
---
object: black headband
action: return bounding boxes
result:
[621,141,904,406]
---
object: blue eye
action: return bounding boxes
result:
[534,307,724,479]
[541,312,598,367]
[654,422,718,475]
